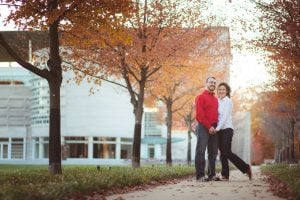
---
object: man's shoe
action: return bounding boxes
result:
[196,176,208,182]
[246,166,252,180]
[205,176,220,181]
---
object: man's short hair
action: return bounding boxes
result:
[206,76,216,83]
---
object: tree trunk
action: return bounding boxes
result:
[132,121,142,168]
[296,101,300,161]
[290,119,295,162]
[48,80,62,174]
[187,129,192,165]
[47,6,62,174]
[131,75,146,168]
[166,99,172,166]
[0,0,63,175]
[184,109,194,166]
[294,121,300,161]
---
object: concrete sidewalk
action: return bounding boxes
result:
[106,166,284,200]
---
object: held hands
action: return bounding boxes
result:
[209,126,217,135]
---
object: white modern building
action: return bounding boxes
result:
[0,66,184,165]
[0,27,246,165]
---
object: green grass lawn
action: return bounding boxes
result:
[261,164,300,199]
[0,164,195,200]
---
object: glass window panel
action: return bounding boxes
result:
[94,137,116,142]
[144,112,162,136]
[148,145,155,159]
[68,143,88,158]
[121,138,133,142]
[35,143,39,159]
[2,144,8,158]
[0,138,9,142]
[12,138,23,142]
[65,137,88,141]
[11,143,23,159]
[121,144,132,159]
[93,144,116,158]
[43,143,49,158]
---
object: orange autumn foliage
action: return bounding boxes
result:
[0,0,132,174]
[61,0,215,167]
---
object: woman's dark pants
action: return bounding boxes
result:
[218,128,250,178]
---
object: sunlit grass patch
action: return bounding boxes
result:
[0,164,195,200]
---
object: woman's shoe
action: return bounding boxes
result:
[246,166,252,180]
[220,176,229,181]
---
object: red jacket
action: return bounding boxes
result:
[195,90,218,129]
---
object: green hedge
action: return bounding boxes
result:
[261,164,300,199]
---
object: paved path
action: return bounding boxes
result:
[106,166,284,200]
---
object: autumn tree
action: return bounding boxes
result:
[249,1,300,151]
[147,30,230,165]
[62,0,216,168]
[251,91,299,163]
[0,0,131,174]
[254,0,300,163]
[156,32,230,165]
[251,0,300,99]
[146,63,204,165]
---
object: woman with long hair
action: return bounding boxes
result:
[215,82,252,181]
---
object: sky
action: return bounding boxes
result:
[204,0,273,91]
[0,1,273,91]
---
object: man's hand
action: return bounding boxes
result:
[208,126,216,134]
[191,121,197,133]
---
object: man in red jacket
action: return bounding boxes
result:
[194,77,219,181]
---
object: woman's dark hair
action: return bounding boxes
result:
[217,82,231,98]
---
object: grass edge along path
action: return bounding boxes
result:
[0,165,195,200]
[261,164,300,200]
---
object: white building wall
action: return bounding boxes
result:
[29,71,135,138]
[232,112,251,164]
[60,73,135,138]
[170,131,197,161]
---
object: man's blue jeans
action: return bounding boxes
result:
[195,123,218,179]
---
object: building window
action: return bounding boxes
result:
[94,137,116,142]
[34,138,39,159]
[148,144,155,159]
[11,138,24,159]
[121,138,133,142]
[65,137,88,158]
[34,137,49,159]
[93,137,116,159]
[121,144,132,159]
[43,145,49,158]
[144,111,162,137]
[93,143,116,158]
[120,138,132,159]
[0,138,9,159]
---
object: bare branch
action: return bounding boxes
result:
[0,33,49,79]
[63,60,129,90]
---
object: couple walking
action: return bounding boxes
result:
[194,77,252,181]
